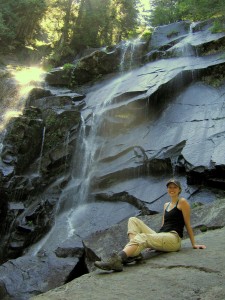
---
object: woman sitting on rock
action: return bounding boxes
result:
[94,179,206,272]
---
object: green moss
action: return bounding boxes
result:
[141,30,152,42]
[201,64,225,87]
[44,110,80,152]
[196,38,225,57]
[63,63,74,71]
[191,202,203,209]
[45,111,57,127]
[210,21,225,34]
[199,225,208,232]
[202,74,225,87]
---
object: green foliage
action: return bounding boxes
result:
[202,75,225,87]
[2,0,225,65]
[150,0,183,26]
[150,0,225,26]
[202,64,225,87]
[0,0,47,50]
[210,20,225,34]
[27,220,33,226]
[38,0,143,66]
[68,0,140,51]
[140,29,152,42]
[182,0,225,21]
[199,225,208,232]
[191,202,203,209]
[63,63,74,70]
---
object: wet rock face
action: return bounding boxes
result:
[0,189,8,236]
[84,20,225,205]
[0,197,55,262]
[1,19,225,299]
[0,88,82,262]
[45,41,149,87]
[149,20,191,50]
[45,49,121,87]
[2,19,225,263]
[0,70,17,101]
[1,107,44,174]
[0,251,84,300]
[25,87,52,105]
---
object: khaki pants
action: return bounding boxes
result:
[125,217,182,257]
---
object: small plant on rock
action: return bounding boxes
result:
[63,63,74,71]
[210,21,225,33]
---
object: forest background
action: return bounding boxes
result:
[0,0,225,68]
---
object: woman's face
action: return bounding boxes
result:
[167,183,181,197]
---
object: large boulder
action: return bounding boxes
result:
[0,250,84,300]
[30,226,225,300]
[82,198,225,271]
[0,181,60,262]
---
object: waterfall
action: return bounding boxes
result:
[0,129,6,155]
[0,66,45,135]
[119,38,143,72]
[38,126,46,174]
[63,131,70,169]
[170,22,200,58]
[119,41,130,72]
[19,21,225,255]
[30,72,132,253]
[180,24,195,57]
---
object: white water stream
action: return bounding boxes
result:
[27,26,225,254]
[30,72,135,254]
[119,38,145,72]
[28,39,148,254]
[0,66,45,153]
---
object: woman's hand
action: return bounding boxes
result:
[193,244,206,249]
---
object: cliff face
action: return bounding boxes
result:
[1,20,225,299]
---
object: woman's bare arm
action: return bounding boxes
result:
[179,198,206,249]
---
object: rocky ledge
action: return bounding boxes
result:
[31,226,225,300]
[1,198,224,300]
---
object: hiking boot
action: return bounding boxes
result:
[94,253,123,272]
[123,253,143,265]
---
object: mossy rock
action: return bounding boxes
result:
[43,109,80,152]
[1,107,44,173]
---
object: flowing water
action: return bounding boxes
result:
[38,126,46,174]
[119,38,144,72]
[0,66,45,153]
[28,39,148,254]
[31,72,134,253]
[28,27,225,253]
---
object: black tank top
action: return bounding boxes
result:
[159,200,185,238]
